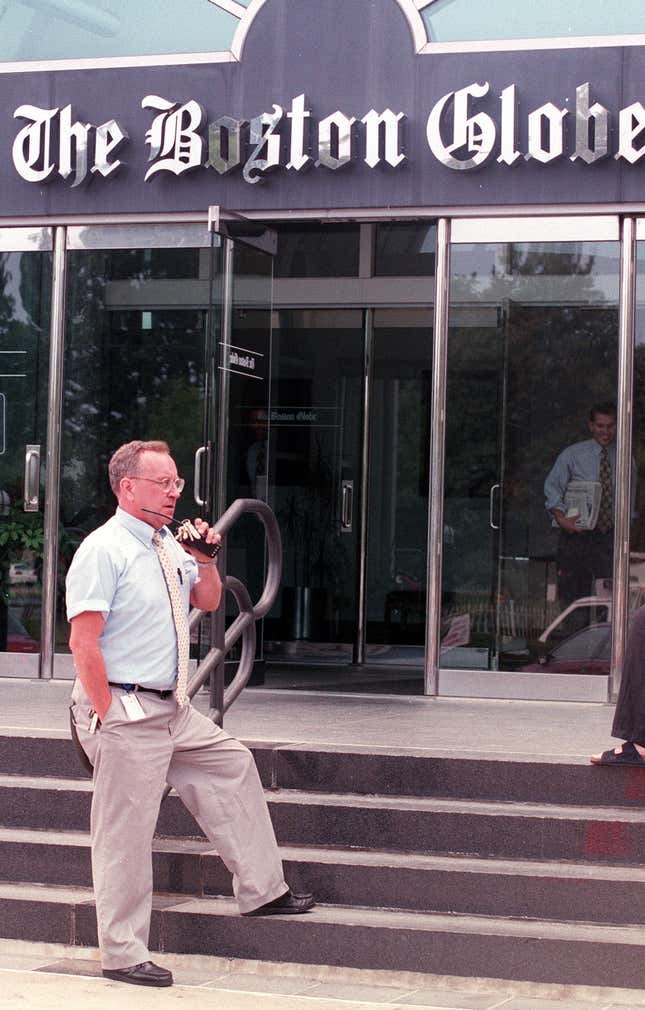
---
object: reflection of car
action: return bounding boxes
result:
[524,623,611,675]
[6,611,39,653]
[8,562,38,585]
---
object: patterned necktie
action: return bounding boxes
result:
[152,531,189,706]
[596,447,613,534]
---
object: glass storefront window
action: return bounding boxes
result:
[442,238,620,683]
[374,223,436,277]
[631,239,645,647]
[55,243,212,660]
[0,247,51,670]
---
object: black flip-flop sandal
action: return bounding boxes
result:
[591,741,645,767]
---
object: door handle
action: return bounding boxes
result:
[194,446,207,507]
[489,483,500,531]
[341,480,353,533]
[24,444,40,512]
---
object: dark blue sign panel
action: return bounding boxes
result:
[0,0,643,216]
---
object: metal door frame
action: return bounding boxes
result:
[0,226,54,679]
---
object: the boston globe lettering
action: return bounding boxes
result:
[10,84,645,188]
[428,82,643,168]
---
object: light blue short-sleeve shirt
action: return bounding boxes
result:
[544,439,614,515]
[66,507,198,689]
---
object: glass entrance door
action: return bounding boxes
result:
[0,230,52,675]
[53,220,274,676]
[264,310,363,670]
[440,218,621,699]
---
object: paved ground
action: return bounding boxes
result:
[0,677,619,760]
[1,940,645,1010]
[0,678,638,1006]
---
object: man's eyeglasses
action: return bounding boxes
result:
[130,476,185,493]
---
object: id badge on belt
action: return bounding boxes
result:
[120,692,146,722]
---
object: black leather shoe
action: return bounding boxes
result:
[243,888,315,916]
[102,961,173,986]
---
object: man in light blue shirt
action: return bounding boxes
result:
[544,403,616,606]
[67,440,314,989]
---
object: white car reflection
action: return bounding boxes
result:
[8,562,38,585]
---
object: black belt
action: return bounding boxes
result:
[109,682,173,699]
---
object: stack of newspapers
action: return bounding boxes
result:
[552,480,601,530]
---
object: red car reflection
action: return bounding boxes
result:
[525,623,611,675]
[7,612,39,653]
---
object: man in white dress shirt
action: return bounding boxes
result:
[67,440,313,988]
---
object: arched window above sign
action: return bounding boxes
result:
[0,0,643,71]
[420,0,645,51]
[0,0,243,68]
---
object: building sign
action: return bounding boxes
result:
[10,82,645,191]
[0,0,644,215]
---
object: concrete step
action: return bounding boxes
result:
[1,826,645,926]
[2,774,645,864]
[0,880,644,988]
[3,732,645,808]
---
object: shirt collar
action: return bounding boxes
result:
[115,506,160,548]
[590,440,615,456]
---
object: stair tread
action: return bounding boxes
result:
[0,880,644,944]
[1,773,643,822]
[1,826,645,880]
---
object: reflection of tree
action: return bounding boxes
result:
[445,244,619,597]
[509,246,594,277]
[0,251,51,651]
[61,250,206,530]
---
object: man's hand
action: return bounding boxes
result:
[177,518,222,558]
[186,519,223,611]
[552,510,585,534]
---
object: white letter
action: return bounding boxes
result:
[142,95,205,180]
[525,102,568,163]
[207,116,245,175]
[12,104,58,183]
[92,119,127,178]
[243,104,283,184]
[615,101,645,164]
[286,94,311,171]
[361,109,406,168]
[427,83,495,170]
[570,83,608,164]
[497,85,521,166]
[58,104,91,187]
[316,111,355,169]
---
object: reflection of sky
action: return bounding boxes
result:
[423,0,645,42]
[450,242,620,305]
[0,0,238,61]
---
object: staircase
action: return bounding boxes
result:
[1,730,645,987]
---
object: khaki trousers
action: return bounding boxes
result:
[71,682,287,970]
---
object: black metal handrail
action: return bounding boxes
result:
[185,497,282,720]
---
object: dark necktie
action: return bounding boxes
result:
[596,447,613,534]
